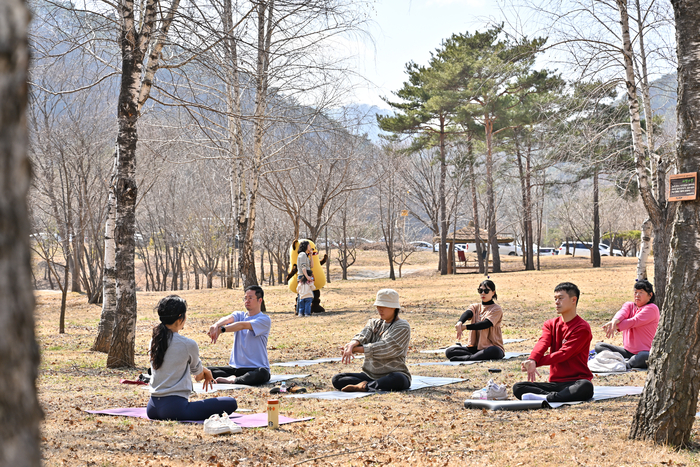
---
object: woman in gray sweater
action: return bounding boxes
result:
[147,295,238,420]
[332,289,411,392]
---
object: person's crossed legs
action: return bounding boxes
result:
[147,395,238,421]
[594,342,649,369]
[208,366,271,385]
[445,344,505,362]
[332,372,411,392]
[628,351,649,369]
[512,379,594,403]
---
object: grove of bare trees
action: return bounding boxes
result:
[24,1,678,421]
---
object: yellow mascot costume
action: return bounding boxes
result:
[287,239,327,313]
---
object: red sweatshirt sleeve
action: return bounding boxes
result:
[529,320,553,363]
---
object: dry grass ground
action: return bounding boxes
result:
[36,251,700,466]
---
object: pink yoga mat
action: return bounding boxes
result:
[85,407,312,427]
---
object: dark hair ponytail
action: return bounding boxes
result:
[150,295,187,370]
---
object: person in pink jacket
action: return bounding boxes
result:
[595,280,659,369]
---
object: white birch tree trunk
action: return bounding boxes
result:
[636,217,652,281]
[90,0,181,367]
[615,0,673,311]
[92,170,117,352]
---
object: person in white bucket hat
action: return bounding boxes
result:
[332,289,411,392]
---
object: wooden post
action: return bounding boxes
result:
[447,241,454,274]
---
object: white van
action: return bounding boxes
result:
[558,242,622,257]
[457,242,520,256]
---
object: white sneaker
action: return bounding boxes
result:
[471,379,508,400]
[204,412,242,435]
[220,412,242,434]
[204,414,230,435]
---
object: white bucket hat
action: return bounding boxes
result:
[374,289,401,309]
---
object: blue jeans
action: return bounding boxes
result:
[299,297,313,316]
[146,395,238,421]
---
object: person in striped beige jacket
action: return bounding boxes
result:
[332,289,411,392]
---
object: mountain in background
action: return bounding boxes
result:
[340,73,677,145]
[337,103,393,143]
[648,73,677,129]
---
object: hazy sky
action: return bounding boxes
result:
[350,0,507,108]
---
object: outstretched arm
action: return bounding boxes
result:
[466,319,493,330]
[455,308,474,340]
[208,315,237,344]
[285,264,298,284]
[616,303,658,332]
[208,314,253,344]
[340,339,362,364]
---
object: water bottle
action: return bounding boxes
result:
[267,399,279,429]
[280,381,287,393]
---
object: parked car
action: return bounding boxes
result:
[498,242,522,256]
[316,238,338,248]
[557,242,623,257]
[336,237,373,247]
[600,244,624,256]
[534,246,557,255]
[410,241,435,251]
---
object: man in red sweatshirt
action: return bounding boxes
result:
[513,282,594,403]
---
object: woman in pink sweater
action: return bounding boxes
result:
[595,280,659,369]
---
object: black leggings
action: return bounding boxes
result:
[445,344,504,361]
[594,342,649,369]
[331,372,411,392]
[208,366,271,386]
[512,379,594,403]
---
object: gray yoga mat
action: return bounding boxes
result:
[142,374,311,395]
[464,385,644,411]
[419,339,527,354]
[592,368,647,377]
[271,356,364,367]
[287,375,467,400]
[464,399,545,411]
[410,352,528,366]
